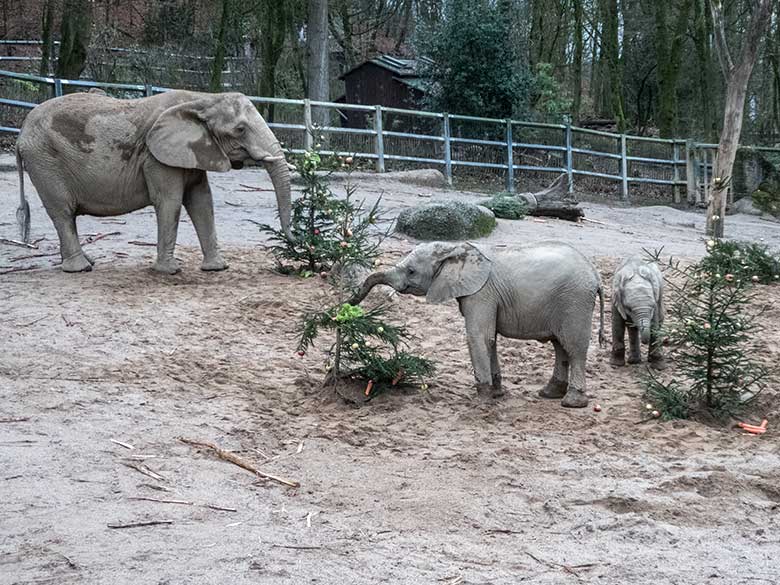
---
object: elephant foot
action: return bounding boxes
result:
[201,257,229,272]
[561,387,588,408]
[476,382,504,399]
[649,357,667,371]
[627,354,642,365]
[152,260,182,275]
[610,353,626,367]
[61,253,93,273]
[538,378,568,399]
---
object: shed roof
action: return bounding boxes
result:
[340,54,433,80]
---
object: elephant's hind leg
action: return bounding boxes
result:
[28,168,92,272]
[539,340,569,399]
[184,173,227,271]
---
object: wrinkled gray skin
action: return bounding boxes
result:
[350,241,605,408]
[610,256,666,369]
[15,90,292,274]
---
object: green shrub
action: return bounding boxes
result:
[483,194,527,219]
[698,239,780,285]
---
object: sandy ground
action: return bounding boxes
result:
[2,156,780,585]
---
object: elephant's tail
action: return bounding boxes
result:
[597,284,606,348]
[15,146,30,243]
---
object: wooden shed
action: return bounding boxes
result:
[337,54,429,127]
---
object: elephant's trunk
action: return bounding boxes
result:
[635,309,653,344]
[348,271,390,305]
[265,156,292,240]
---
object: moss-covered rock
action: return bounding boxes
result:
[482,194,528,219]
[752,187,780,217]
[396,200,496,240]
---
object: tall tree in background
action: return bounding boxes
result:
[257,0,294,121]
[209,0,232,92]
[571,0,584,121]
[654,0,693,137]
[599,0,625,131]
[707,0,772,237]
[307,0,330,127]
[55,0,92,79]
[39,0,55,76]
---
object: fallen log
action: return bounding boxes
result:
[528,201,585,222]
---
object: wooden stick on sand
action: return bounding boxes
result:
[178,437,300,488]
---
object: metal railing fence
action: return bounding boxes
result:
[2,69,780,204]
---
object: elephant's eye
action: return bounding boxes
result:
[235,125,246,136]
[407,267,415,275]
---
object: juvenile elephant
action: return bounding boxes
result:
[15,90,292,274]
[350,241,605,408]
[610,256,665,369]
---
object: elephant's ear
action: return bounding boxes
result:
[426,243,492,304]
[612,273,628,319]
[146,101,231,172]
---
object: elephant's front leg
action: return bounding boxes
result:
[461,299,501,398]
[610,311,627,366]
[489,341,504,397]
[627,325,642,364]
[184,173,228,271]
[145,163,184,275]
[648,317,666,370]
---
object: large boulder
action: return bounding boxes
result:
[732,195,764,216]
[396,200,496,240]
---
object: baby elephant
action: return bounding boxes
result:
[350,241,605,408]
[610,256,665,369]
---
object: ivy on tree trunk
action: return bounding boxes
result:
[55,0,93,80]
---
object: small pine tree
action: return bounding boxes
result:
[260,149,385,277]
[298,302,435,398]
[268,147,434,399]
[645,250,768,420]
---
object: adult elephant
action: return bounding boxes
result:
[15,89,292,274]
[349,241,605,408]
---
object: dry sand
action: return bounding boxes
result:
[2,157,780,584]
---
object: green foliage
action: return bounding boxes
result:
[416,0,532,118]
[532,63,573,115]
[698,239,780,285]
[298,303,434,397]
[482,194,527,219]
[643,248,768,420]
[260,148,386,277]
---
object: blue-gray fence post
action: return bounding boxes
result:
[564,118,573,193]
[54,77,63,97]
[374,105,385,173]
[505,119,515,193]
[303,98,313,151]
[144,84,153,97]
[443,113,452,186]
[673,141,681,204]
[620,134,629,201]
[685,140,697,204]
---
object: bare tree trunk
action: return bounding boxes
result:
[655,0,693,138]
[707,0,772,237]
[209,0,231,92]
[40,0,55,77]
[56,0,93,80]
[307,0,329,128]
[572,0,584,122]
